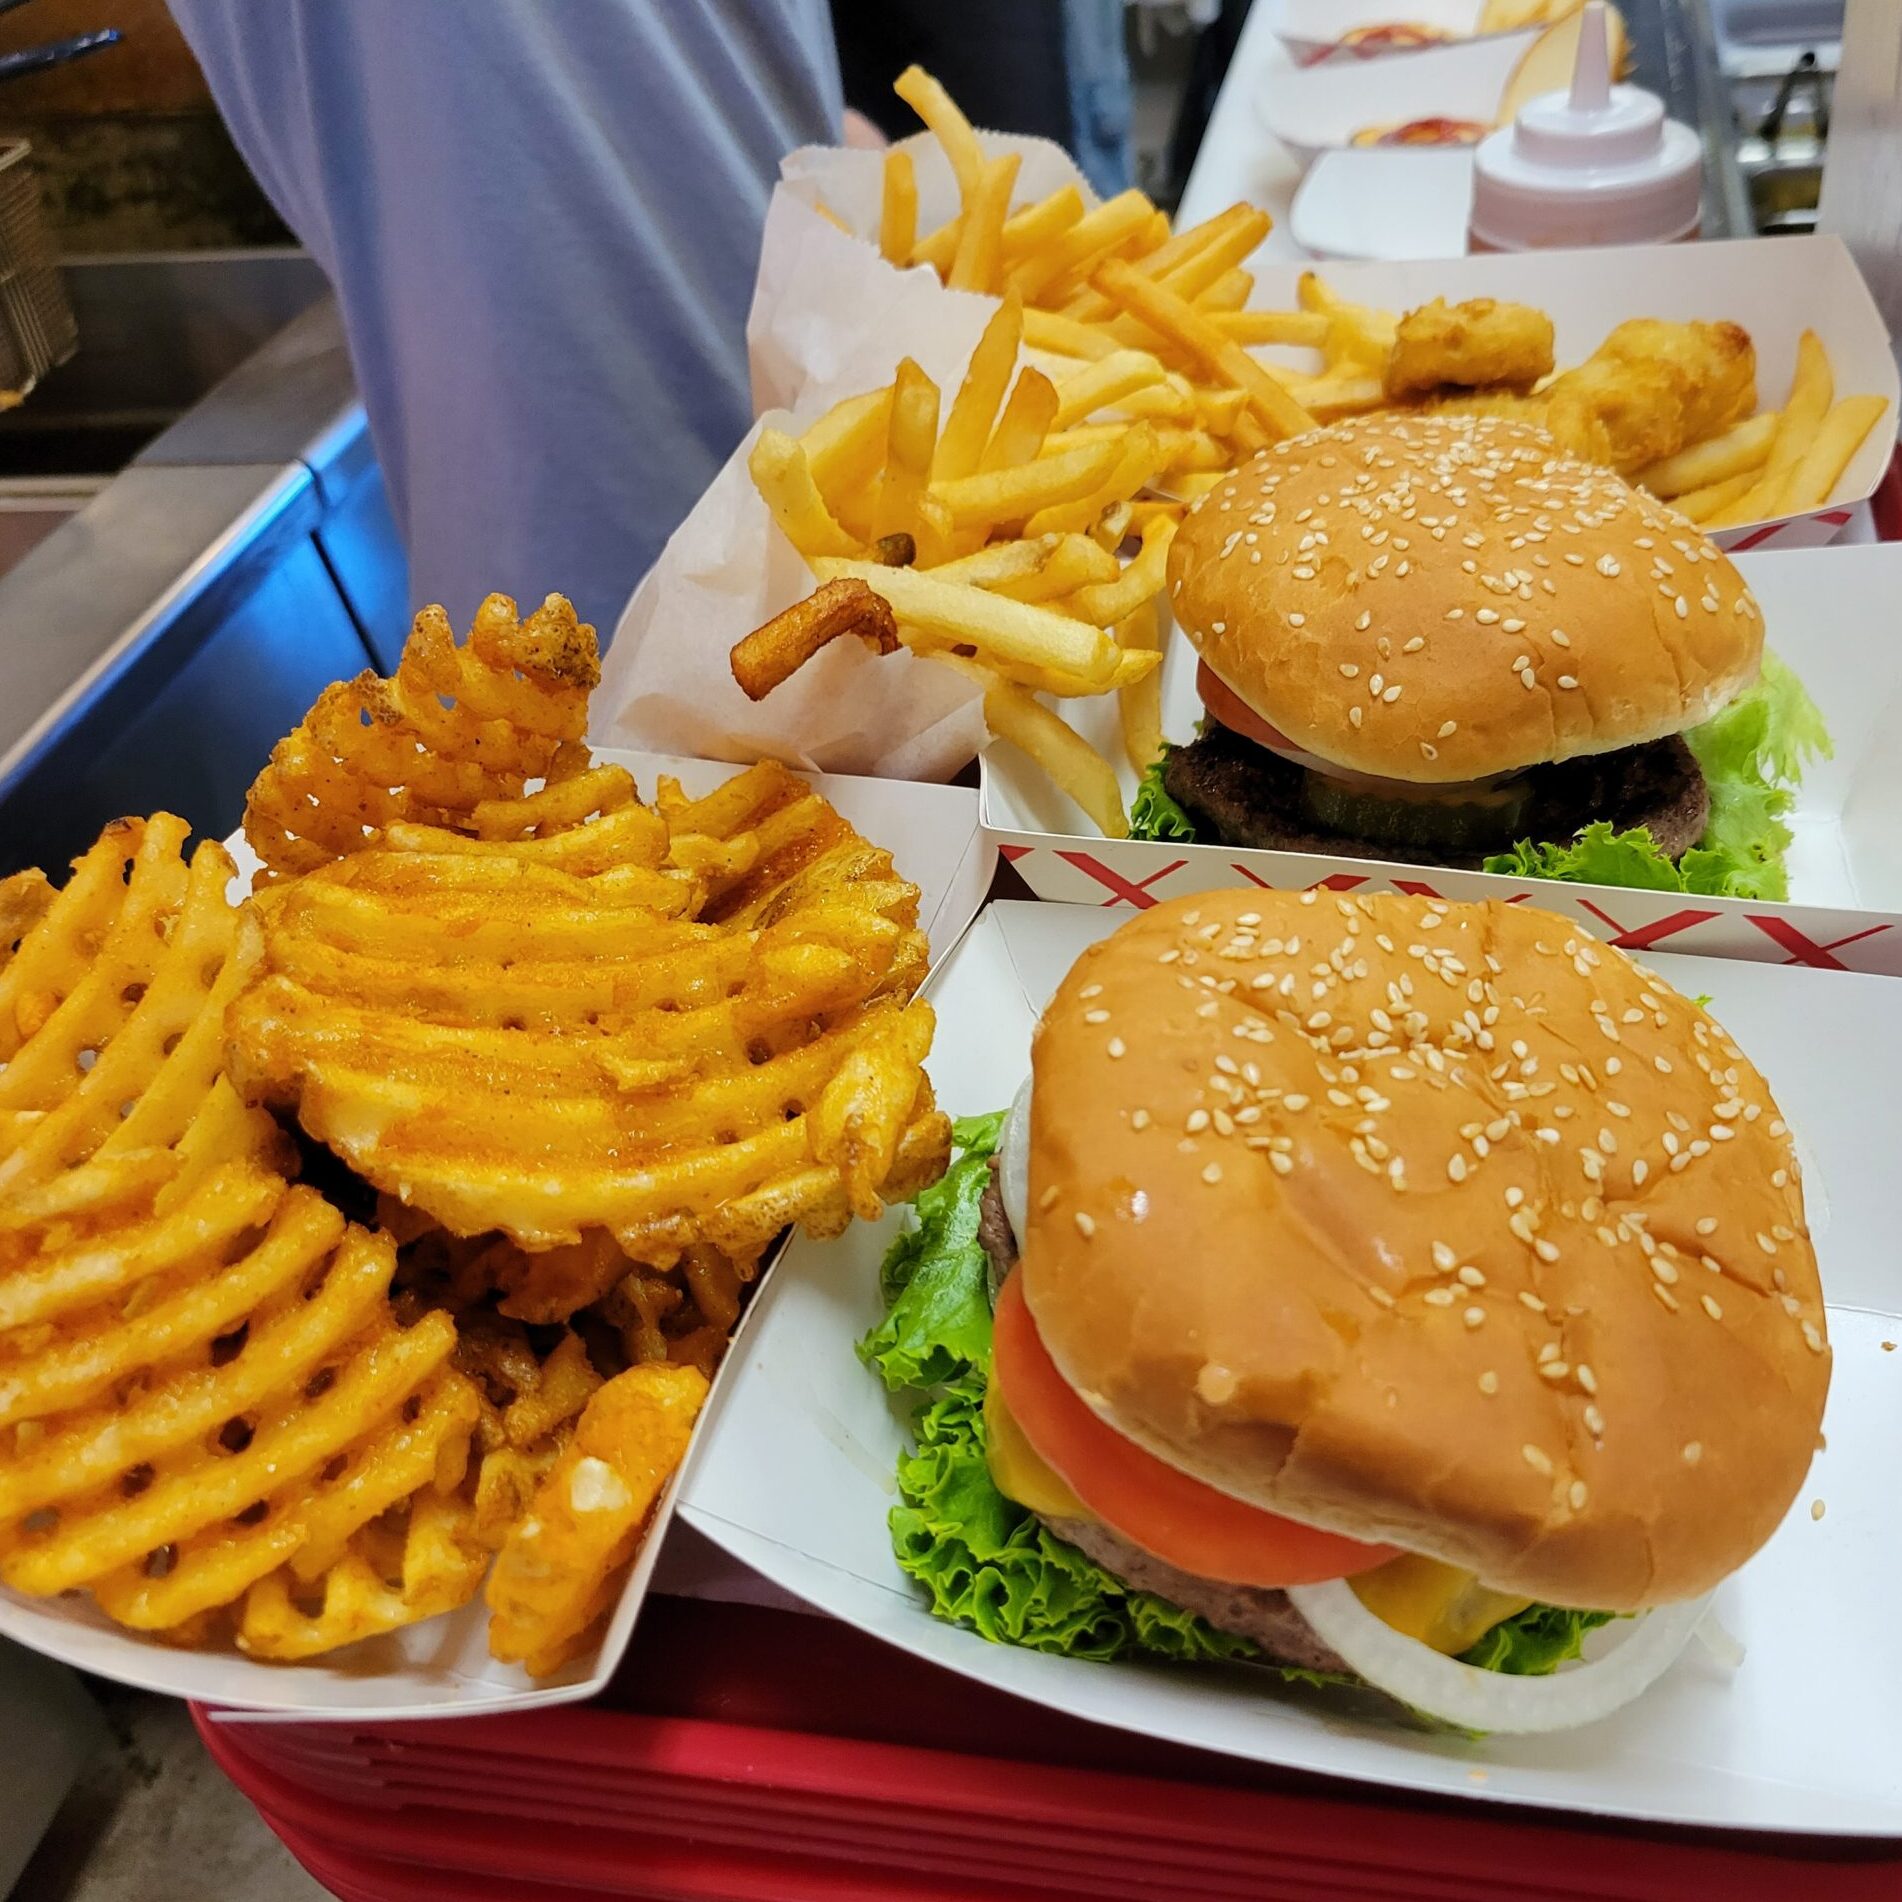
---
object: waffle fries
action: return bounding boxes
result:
[0,598,951,1679]
[0,818,487,1657]
[243,592,600,884]
[226,758,945,1258]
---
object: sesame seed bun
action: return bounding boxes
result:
[1021,889,1828,1612]
[1167,415,1764,786]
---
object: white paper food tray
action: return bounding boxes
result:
[1267,0,1541,65]
[679,898,1902,1834]
[1248,237,1895,550]
[1253,26,1533,161]
[983,540,1902,973]
[0,752,991,1721]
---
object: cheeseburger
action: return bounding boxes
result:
[1159,415,1765,868]
[977,889,1828,1731]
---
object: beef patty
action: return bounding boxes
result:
[1161,722,1711,869]
[976,1177,1348,1677]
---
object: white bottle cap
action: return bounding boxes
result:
[1470,2,1702,250]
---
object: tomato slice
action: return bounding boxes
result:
[1195,659,1298,756]
[992,1273,1398,1588]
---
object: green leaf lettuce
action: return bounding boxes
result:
[1484,652,1830,900]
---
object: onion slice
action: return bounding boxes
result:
[998,1079,1033,1271]
[1286,1580,1713,1734]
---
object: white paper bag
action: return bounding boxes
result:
[595,130,1095,780]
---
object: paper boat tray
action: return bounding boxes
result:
[984,541,1902,974]
[678,899,1902,1836]
[0,753,990,1720]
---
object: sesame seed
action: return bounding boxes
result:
[1447,1154,1468,1182]
[1083,1008,1110,1024]
[1702,1293,1723,1320]
[1568,1480,1589,1511]
[1438,720,1458,738]
[1339,662,1359,678]
[1131,1109,1151,1130]
[1522,1444,1553,1476]
[1518,1291,1546,1314]
[1201,1162,1223,1185]
[1039,1185,1061,1210]
[1458,1266,1486,1288]
[1802,1320,1826,1354]
[1186,1109,1210,1133]
[1424,1287,1455,1307]
[1074,1211,1096,1238]
[1268,1150,1293,1176]
[1464,1305,1486,1329]
[1478,1369,1499,1395]
[1811,1498,1826,1522]
[1107,1037,1126,1059]
[1682,1441,1702,1465]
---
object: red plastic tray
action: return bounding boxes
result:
[197,1596,1902,1902]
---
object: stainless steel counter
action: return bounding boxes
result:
[0,255,409,877]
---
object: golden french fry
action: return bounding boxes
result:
[1192,387,1249,434]
[1051,349,1170,430]
[748,430,861,563]
[1273,367,1387,421]
[995,645,1161,699]
[935,294,1024,482]
[1325,307,1398,372]
[911,214,962,273]
[879,149,918,265]
[990,534,1121,602]
[814,558,1121,687]
[1159,210,1271,302]
[1022,307,1118,361]
[932,439,1120,530]
[1092,261,1315,442]
[1022,423,1160,538]
[973,668,1129,838]
[1091,499,1135,551]
[802,388,894,508]
[1709,330,1833,527]
[1210,309,1330,349]
[872,358,942,542]
[922,535,1063,588]
[947,152,1020,294]
[1635,411,1780,498]
[1670,470,1757,524]
[1125,498,1185,535]
[1007,190,1153,303]
[979,367,1061,471]
[1068,515,1178,627]
[729,578,899,700]
[1000,185,1086,262]
[1065,202,1263,326]
[1110,380,1198,423]
[1784,395,1890,512]
[1116,597,1163,775]
[1193,268,1254,314]
[894,65,984,194]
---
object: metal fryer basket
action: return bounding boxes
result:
[0,139,73,401]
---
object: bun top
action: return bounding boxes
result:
[1021,888,1828,1612]
[1167,414,1763,784]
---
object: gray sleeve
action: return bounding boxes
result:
[167,0,843,635]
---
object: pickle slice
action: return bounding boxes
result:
[1301,771,1532,852]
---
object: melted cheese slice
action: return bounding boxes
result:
[984,1382,1531,1656]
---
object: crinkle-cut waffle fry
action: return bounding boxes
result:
[226,763,950,1257]
[0,814,489,1658]
[242,592,600,884]
[485,1360,708,1677]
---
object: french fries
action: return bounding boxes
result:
[1786,395,1890,513]
[1709,331,1833,528]
[729,578,898,701]
[879,149,916,266]
[1634,411,1779,498]
[967,666,1130,839]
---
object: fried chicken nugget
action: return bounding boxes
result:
[1541,319,1756,474]
[1384,297,1557,402]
